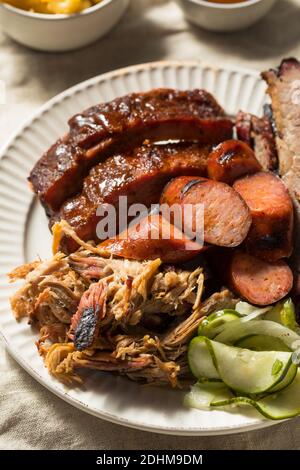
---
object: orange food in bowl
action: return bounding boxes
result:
[204,0,249,3]
[1,0,102,14]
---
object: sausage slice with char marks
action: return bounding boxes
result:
[99,214,204,263]
[160,175,203,207]
[55,144,211,254]
[207,139,262,184]
[160,176,252,248]
[233,171,294,261]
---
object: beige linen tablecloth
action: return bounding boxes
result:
[1,0,300,450]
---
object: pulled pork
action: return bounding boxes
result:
[9,232,236,387]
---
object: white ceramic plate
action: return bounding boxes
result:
[0,61,281,435]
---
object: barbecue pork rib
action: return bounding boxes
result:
[52,143,211,253]
[29,89,233,214]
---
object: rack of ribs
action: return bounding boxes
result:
[29,88,233,214]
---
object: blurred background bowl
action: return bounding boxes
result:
[175,0,276,33]
[0,0,129,52]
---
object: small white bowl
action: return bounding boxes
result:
[175,0,276,32]
[0,0,129,52]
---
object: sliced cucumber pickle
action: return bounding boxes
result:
[266,298,300,333]
[189,336,294,394]
[268,363,298,393]
[198,309,241,338]
[235,334,291,352]
[188,337,219,380]
[235,301,271,319]
[264,301,284,324]
[212,371,300,420]
[209,339,294,395]
[184,381,232,410]
[185,298,300,420]
[215,320,299,350]
[282,299,300,333]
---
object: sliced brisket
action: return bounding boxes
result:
[236,107,278,171]
[262,58,300,176]
[262,58,300,291]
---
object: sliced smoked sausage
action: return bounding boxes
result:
[99,214,204,263]
[54,144,211,254]
[233,171,293,261]
[160,176,206,207]
[160,176,252,248]
[207,139,262,184]
[228,250,293,306]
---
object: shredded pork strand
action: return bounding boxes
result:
[9,222,236,387]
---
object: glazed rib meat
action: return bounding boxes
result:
[53,143,211,253]
[235,107,278,171]
[262,58,300,290]
[29,88,233,214]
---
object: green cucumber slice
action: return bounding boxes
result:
[266,299,300,333]
[215,319,300,350]
[189,336,295,395]
[183,381,232,410]
[198,309,241,338]
[235,334,291,352]
[235,301,271,319]
[188,337,219,379]
[209,339,294,394]
[282,299,300,333]
[212,371,300,420]
[268,363,298,393]
[264,301,284,324]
